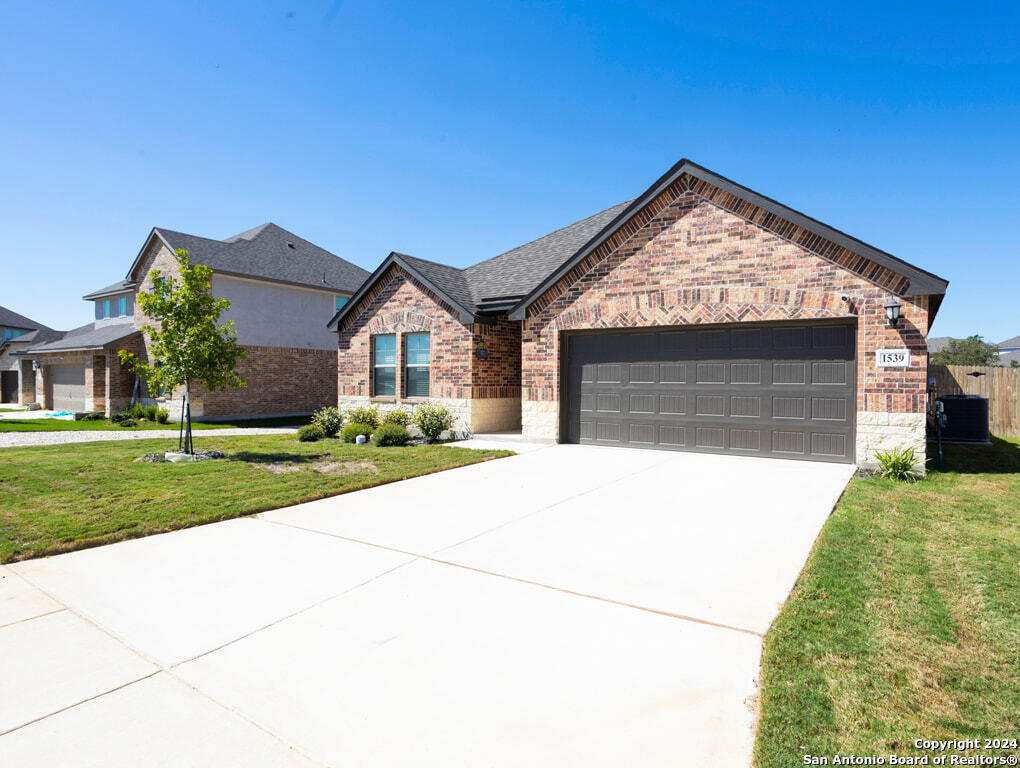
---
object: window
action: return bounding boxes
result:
[103,299,110,318]
[404,333,430,398]
[372,335,396,397]
[119,296,126,315]
[335,296,349,312]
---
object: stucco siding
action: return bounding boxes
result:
[212,275,338,350]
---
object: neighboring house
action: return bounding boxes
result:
[21,223,369,417]
[926,336,956,354]
[996,335,1020,366]
[0,306,62,405]
[329,158,949,468]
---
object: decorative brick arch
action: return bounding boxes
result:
[366,310,434,335]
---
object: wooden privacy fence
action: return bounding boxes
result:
[929,364,1020,438]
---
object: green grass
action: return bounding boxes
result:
[0,435,511,562]
[754,437,1020,766]
[0,415,310,432]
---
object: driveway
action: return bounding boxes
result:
[0,443,853,767]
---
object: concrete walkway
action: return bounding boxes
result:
[0,427,296,448]
[0,444,854,766]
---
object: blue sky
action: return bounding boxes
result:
[1,1,1017,340]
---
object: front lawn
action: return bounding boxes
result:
[0,435,511,562]
[0,415,309,432]
[754,437,1020,766]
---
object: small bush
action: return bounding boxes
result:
[111,410,133,424]
[79,412,105,421]
[142,404,159,421]
[297,424,325,442]
[117,418,138,428]
[341,422,375,443]
[311,406,344,437]
[129,403,146,420]
[156,408,170,424]
[345,405,380,429]
[381,409,411,427]
[413,401,456,441]
[875,447,922,482]
[371,423,410,446]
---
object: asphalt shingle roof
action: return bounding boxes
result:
[464,201,632,302]
[0,306,51,332]
[82,280,136,300]
[25,323,139,353]
[376,201,631,316]
[997,335,1020,349]
[144,222,369,293]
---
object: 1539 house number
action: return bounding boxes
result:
[876,349,911,367]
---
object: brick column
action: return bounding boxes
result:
[37,365,50,409]
[91,355,107,414]
[18,359,35,404]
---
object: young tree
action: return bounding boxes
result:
[929,335,1001,367]
[119,250,247,453]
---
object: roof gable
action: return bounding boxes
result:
[508,159,948,320]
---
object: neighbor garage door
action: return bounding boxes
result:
[562,322,856,463]
[50,365,86,411]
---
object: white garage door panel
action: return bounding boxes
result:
[50,365,86,411]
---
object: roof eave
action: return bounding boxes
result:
[509,158,949,320]
[82,283,137,301]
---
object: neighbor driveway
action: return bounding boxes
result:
[0,443,853,767]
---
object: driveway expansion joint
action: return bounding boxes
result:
[262,518,765,638]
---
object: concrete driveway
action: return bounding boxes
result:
[0,443,853,767]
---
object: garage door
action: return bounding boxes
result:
[50,365,86,412]
[562,322,856,463]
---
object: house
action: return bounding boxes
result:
[0,306,63,405]
[926,336,956,354]
[996,336,1020,366]
[329,159,949,467]
[21,223,369,417]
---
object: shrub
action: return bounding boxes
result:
[111,410,133,424]
[156,408,170,424]
[340,422,375,443]
[311,406,343,437]
[875,447,922,482]
[142,404,159,421]
[117,418,138,428]
[345,405,380,429]
[79,412,105,421]
[381,409,411,427]
[413,401,456,441]
[129,403,146,420]
[371,423,410,446]
[297,424,325,442]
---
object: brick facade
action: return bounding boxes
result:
[519,176,930,464]
[337,264,522,432]
[184,345,338,418]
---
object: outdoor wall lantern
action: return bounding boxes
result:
[884,300,902,327]
[31,360,39,371]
